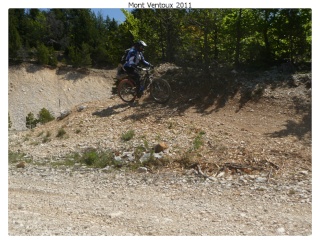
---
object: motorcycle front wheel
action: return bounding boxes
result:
[150,79,172,104]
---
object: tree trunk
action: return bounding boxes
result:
[235,9,242,68]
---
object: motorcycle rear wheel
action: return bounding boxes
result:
[118,79,136,103]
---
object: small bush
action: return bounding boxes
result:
[42,131,52,143]
[42,137,51,143]
[25,108,55,129]
[26,112,38,129]
[80,148,115,168]
[175,152,197,169]
[8,113,12,129]
[83,150,99,166]
[8,150,31,164]
[121,130,135,141]
[37,43,50,65]
[38,108,55,124]
[68,43,92,68]
[56,128,66,138]
[48,47,58,66]
[134,145,146,160]
[193,131,205,150]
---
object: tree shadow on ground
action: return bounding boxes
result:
[9,61,56,73]
[156,69,280,115]
[120,111,152,122]
[265,96,311,141]
[56,66,90,82]
[92,103,132,117]
[266,116,311,141]
[107,64,311,139]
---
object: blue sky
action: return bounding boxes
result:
[37,8,129,23]
[91,8,129,23]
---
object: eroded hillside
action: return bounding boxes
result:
[8,63,311,180]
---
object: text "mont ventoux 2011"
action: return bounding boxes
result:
[128,2,192,9]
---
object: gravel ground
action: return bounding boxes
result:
[8,164,312,236]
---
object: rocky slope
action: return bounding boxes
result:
[8,63,312,236]
[8,63,115,131]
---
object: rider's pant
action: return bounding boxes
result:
[123,66,140,91]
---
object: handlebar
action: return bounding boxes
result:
[136,65,154,72]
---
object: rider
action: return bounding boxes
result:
[123,40,152,97]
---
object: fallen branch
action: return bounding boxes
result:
[267,169,272,183]
[192,164,214,181]
[264,159,280,170]
[215,162,263,176]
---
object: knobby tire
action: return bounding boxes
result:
[150,79,172,104]
[118,79,136,103]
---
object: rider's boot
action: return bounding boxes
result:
[136,85,144,98]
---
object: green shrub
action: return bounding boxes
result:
[42,137,51,143]
[83,150,98,166]
[80,148,115,168]
[56,128,66,138]
[193,131,205,150]
[26,108,54,129]
[69,43,92,68]
[26,112,38,129]
[38,108,55,124]
[8,150,31,164]
[41,131,52,143]
[8,113,12,128]
[37,43,50,65]
[48,47,58,66]
[121,130,135,141]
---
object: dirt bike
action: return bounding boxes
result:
[117,66,172,104]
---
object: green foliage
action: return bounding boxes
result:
[68,43,92,67]
[42,132,51,143]
[83,150,98,165]
[121,9,141,41]
[8,150,31,164]
[47,47,58,66]
[26,112,38,129]
[193,131,206,150]
[8,8,311,69]
[175,151,197,169]
[25,108,55,129]
[91,45,109,66]
[38,108,55,124]
[8,21,22,58]
[37,130,52,143]
[80,148,115,168]
[121,130,135,141]
[36,43,50,65]
[8,113,12,129]
[56,128,66,138]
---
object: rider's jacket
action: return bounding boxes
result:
[123,47,150,68]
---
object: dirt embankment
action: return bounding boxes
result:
[9,63,116,131]
[8,62,312,236]
[8,62,312,177]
